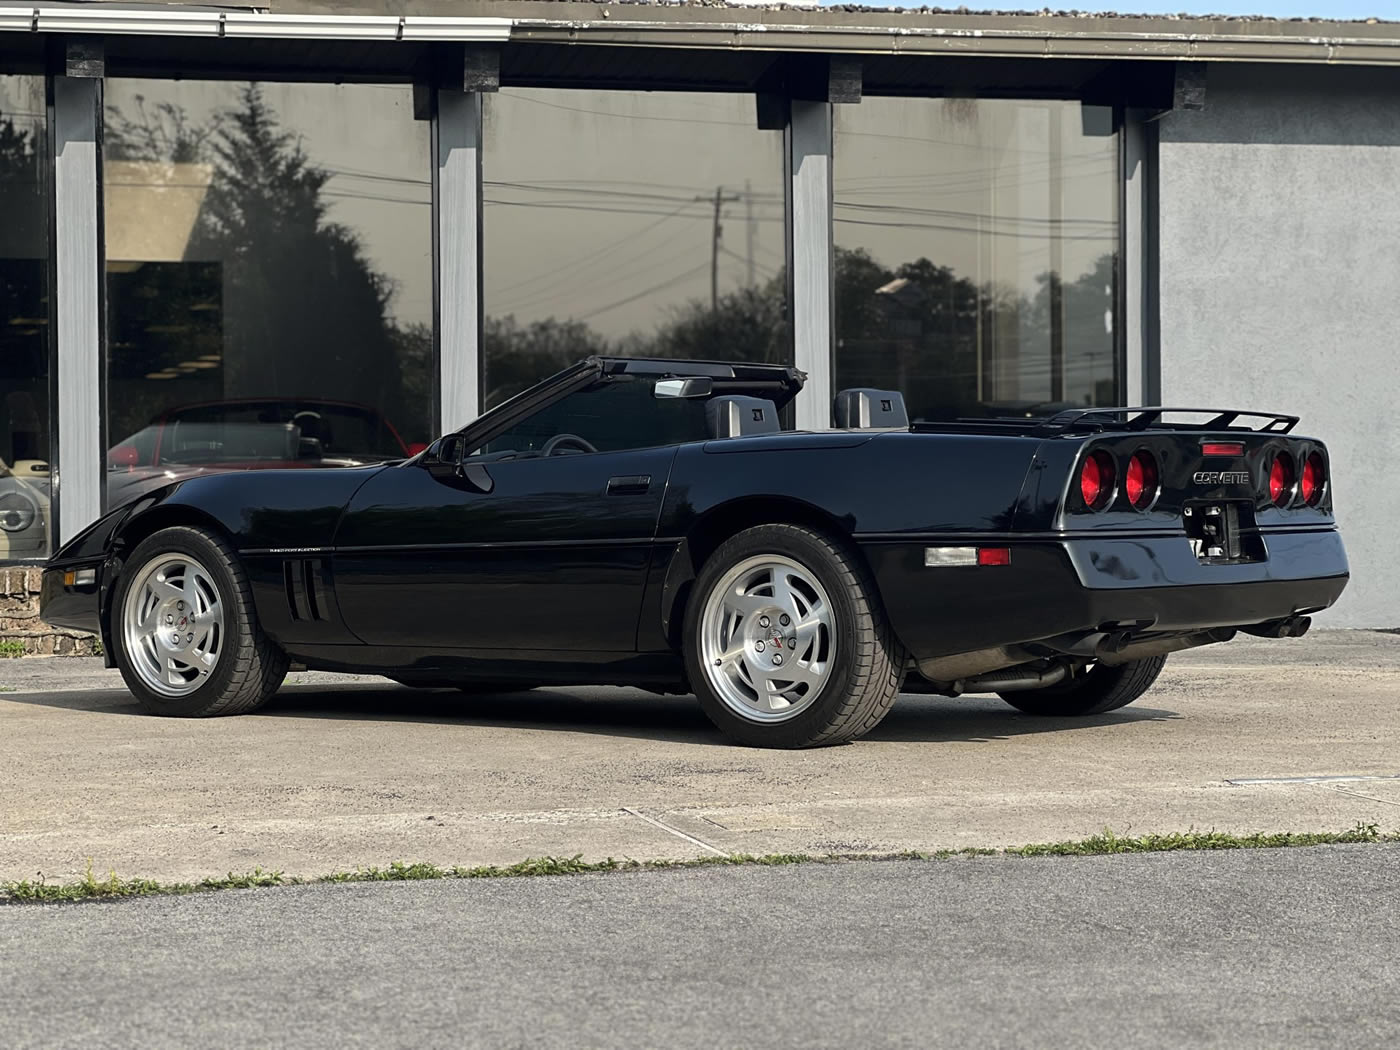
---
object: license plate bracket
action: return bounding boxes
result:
[1184,501,1253,562]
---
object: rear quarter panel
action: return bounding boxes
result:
[648,431,1043,652]
[661,431,1043,537]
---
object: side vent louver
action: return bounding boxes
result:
[283,559,328,622]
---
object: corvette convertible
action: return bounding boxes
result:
[42,356,1348,748]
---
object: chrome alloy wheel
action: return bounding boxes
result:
[699,554,836,723]
[121,554,225,697]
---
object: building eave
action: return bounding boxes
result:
[5,1,1400,66]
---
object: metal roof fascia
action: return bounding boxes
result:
[1,6,512,41]
[508,16,1400,66]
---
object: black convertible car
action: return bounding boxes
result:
[42,356,1348,748]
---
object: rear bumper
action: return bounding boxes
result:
[865,528,1349,663]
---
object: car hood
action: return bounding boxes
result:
[106,460,396,510]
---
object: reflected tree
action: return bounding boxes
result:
[0,105,48,466]
[106,95,220,165]
[189,85,409,424]
[483,316,611,408]
[1026,253,1118,407]
[647,274,791,366]
[834,246,1003,420]
[105,84,432,445]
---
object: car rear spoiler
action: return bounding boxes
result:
[1025,407,1300,437]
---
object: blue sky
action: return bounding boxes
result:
[819,1,1400,16]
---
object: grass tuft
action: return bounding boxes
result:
[1006,822,1385,857]
[4,826,1394,905]
[4,859,287,903]
[0,640,26,659]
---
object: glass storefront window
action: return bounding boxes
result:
[0,74,52,560]
[103,80,433,507]
[482,89,789,408]
[834,98,1120,422]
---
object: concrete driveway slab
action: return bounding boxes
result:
[1,631,1397,883]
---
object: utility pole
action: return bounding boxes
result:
[699,185,741,313]
[745,178,755,288]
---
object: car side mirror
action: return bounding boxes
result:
[427,435,493,493]
[654,377,714,400]
[428,434,467,470]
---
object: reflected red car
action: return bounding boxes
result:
[107,398,426,507]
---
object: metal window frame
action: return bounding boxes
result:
[52,71,104,545]
[788,98,833,432]
[436,87,483,430]
[1122,108,1160,406]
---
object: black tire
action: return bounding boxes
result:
[683,523,907,749]
[112,525,288,717]
[997,655,1167,716]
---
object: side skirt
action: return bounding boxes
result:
[282,643,687,689]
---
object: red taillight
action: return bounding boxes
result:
[1301,452,1325,506]
[1125,451,1159,510]
[977,547,1011,567]
[1201,441,1245,457]
[1079,450,1116,510]
[1269,452,1296,506]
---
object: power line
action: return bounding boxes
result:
[492,234,709,317]
[574,261,710,322]
[488,198,701,298]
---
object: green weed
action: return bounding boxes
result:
[4,826,1392,905]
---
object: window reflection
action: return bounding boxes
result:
[834,98,1119,422]
[103,80,433,507]
[482,89,790,408]
[0,74,51,561]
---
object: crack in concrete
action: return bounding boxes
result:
[621,807,730,857]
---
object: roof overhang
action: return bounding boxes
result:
[4,2,1400,68]
[0,4,511,42]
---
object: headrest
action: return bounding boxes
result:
[833,388,909,429]
[706,396,781,439]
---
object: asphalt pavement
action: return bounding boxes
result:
[3,844,1398,1049]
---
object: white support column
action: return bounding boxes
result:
[1122,110,1159,406]
[53,74,104,542]
[789,99,833,431]
[436,88,483,430]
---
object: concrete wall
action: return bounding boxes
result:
[1158,64,1400,628]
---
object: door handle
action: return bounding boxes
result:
[606,474,652,496]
